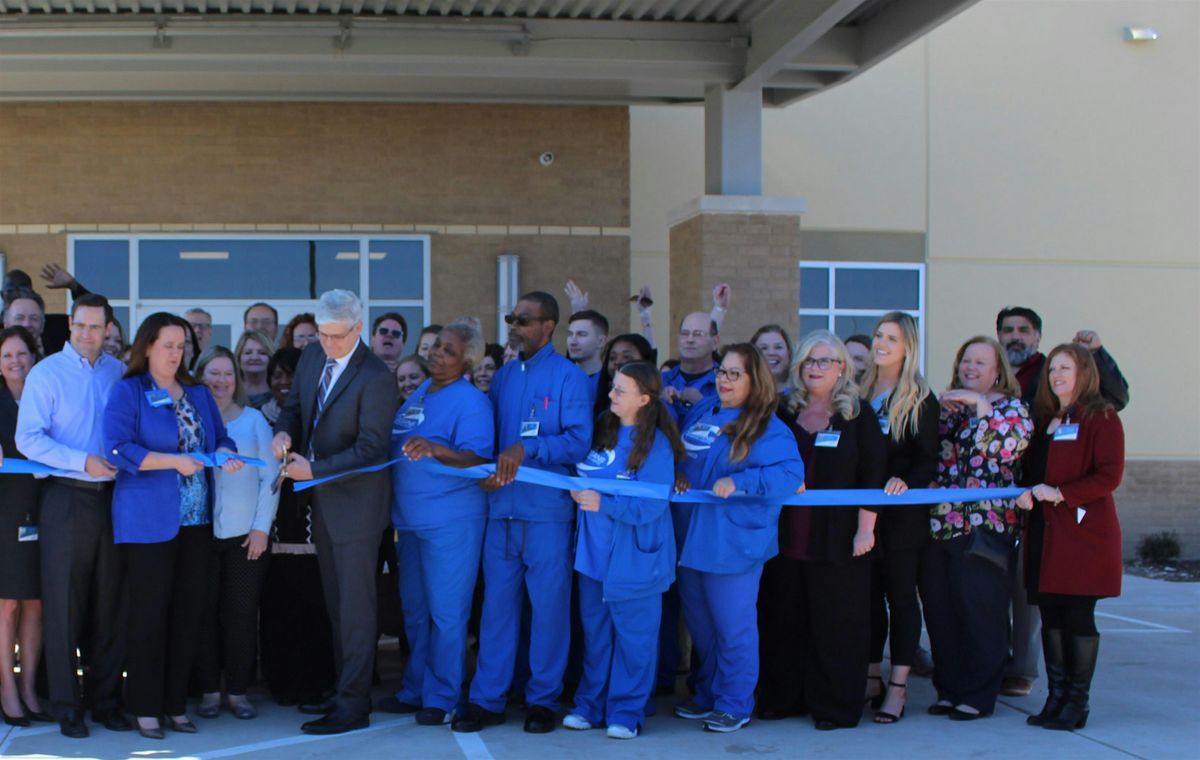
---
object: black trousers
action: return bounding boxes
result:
[869,546,924,666]
[919,536,1012,713]
[260,553,336,703]
[123,525,215,717]
[38,480,126,717]
[311,503,379,719]
[757,555,871,727]
[195,535,270,696]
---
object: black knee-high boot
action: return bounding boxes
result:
[1026,628,1067,726]
[1044,635,1098,731]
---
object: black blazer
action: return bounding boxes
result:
[0,384,41,518]
[779,405,888,563]
[274,341,399,543]
[874,392,940,553]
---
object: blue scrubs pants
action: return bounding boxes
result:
[394,518,486,713]
[572,575,661,731]
[676,565,763,718]
[468,518,573,712]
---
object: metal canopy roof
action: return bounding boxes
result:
[0,0,977,104]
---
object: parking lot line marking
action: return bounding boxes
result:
[191,716,415,758]
[1095,612,1188,633]
[452,730,496,760]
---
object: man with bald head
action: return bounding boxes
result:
[661,311,719,425]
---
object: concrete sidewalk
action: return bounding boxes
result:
[3,574,1196,759]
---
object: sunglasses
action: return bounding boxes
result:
[376,327,404,339]
[504,313,547,327]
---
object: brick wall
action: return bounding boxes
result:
[0,102,631,330]
[669,212,801,347]
[1117,459,1200,560]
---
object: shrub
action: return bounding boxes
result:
[1137,530,1182,564]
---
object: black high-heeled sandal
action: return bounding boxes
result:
[873,681,907,724]
[865,675,885,709]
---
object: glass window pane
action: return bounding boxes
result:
[368,305,427,357]
[368,240,426,301]
[834,268,920,310]
[798,314,830,340]
[74,240,129,299]
[138,239,359,299]
[800,266,829,309]
[111,306,130,340]
[834,315,884,340]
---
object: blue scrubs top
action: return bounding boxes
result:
[661,363,717,426]
[390,377,494,530]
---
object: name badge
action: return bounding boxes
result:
[144,388,173,408]
[878,417,891,435]
[1054,424,1079,442]
[17,525,38,543]
[815,430,842,448]
[520,421,541,438]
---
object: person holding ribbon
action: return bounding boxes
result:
[672,343,805,734]
[382,321,493,726]
[1016,344,1124,732]
[0,326,48,726]
[193,346,279,720]
[757,330,886,730]
[102,312,243,739]
[563,361,682,739]
[859,312,940,724]
[453,291,592,736]
[921,336,1032,721]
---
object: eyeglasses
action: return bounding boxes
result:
[679,330,710,339]
[504,313,546,327]
[715,367,744,382]
[801,357,843,370]
[319,328,353,341]
[376,327,404,339]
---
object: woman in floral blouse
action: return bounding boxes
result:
[920,336,1032,721]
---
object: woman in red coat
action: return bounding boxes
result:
[1017,343,1124,733]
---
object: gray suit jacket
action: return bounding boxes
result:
[275,341,398,543]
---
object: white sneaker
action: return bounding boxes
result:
[606,724,637,739]
[562,713,593,730]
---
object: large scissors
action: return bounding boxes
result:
[272,444,289,494]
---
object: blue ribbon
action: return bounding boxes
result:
[0,459,72,477]
[293,457,1023,506]
[194,451,269,469]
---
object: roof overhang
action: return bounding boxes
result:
[0,0,978,104]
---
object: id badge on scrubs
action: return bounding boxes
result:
[815,430,842,448]
[878,417,891,435]
[520,421,541,438]
[144,388,173,408]
[17,525,38,543]
[1054,423,1079,442]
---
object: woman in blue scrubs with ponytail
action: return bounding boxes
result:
[564,362,682,740]
[385,321,494,726]
[673,343,805,733]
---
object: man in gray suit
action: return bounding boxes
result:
[273,289,399,735]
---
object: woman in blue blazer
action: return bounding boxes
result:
[103,312,240,739]
[564,361,682,740]
[673,344,805,734]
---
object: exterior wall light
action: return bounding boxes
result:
[1123,27,1159,42]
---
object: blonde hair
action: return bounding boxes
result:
[785,330,860,420]
[860,312,932,442]
[195,346,248,407]
[948,336,1021,397]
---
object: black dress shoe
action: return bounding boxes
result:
[524,704,556,734]
[301,711,369,735]
[415,707,450,726]
[757,709,789,721]
[927,702,955,716]
[59,708,89,738]
[948,707,984,721]
[166,715,199,733]
[3,709,30,728]
[298,698,337,715]
[138,724,166,740]
[375,695,420,714]
[93,709,134,732]
[451,703,506,733]
[814,719,841,731]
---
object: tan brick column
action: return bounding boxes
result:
[667,196,806,346]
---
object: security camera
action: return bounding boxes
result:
[539,152,555,167]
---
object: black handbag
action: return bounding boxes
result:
[964,526,1014,573]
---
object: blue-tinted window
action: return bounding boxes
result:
[74,240,130,299]
[799,315,830,340]
[835,315,886,340]
[368,240,425,300]
[138,239,358,299]
[834,269,920,310]
[800,267,829,309]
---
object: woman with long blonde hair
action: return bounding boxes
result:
[859,312,940,723]
[757,331,887,730]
